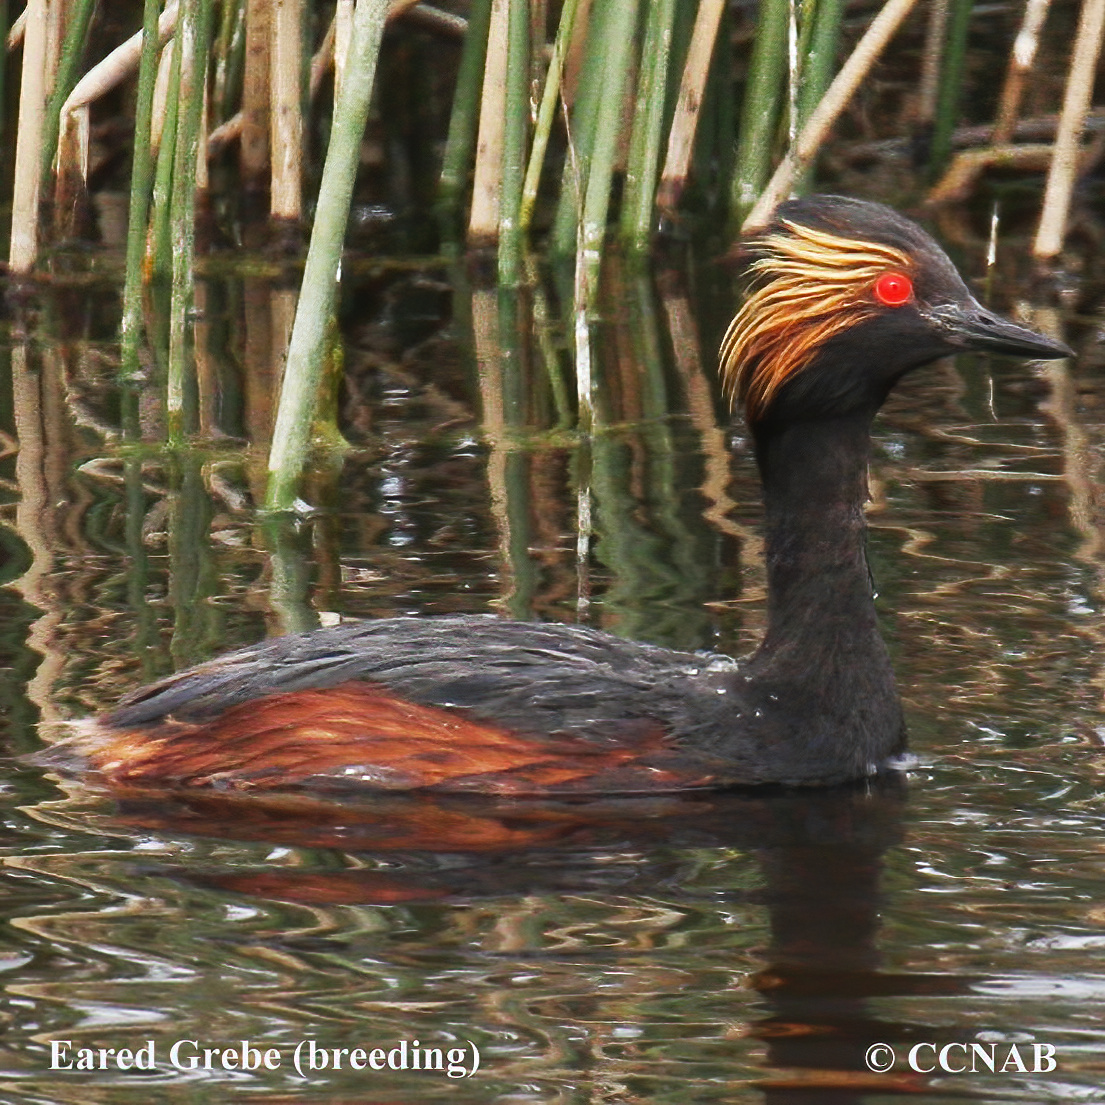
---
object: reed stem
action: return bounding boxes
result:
[270,0,303,220]
[519,0,580,232]
[656,0,725,216]
[730,0,789,226]
[577,0,640,305]
[929,0,973,175]
[120,0,163,380]
[1034,0,1105,258]
[550,0,616,257]
[497,0,529,286]
[993,0,1051,144]
[9,0,48,273]
[438,0,493,215]
[0,2,8,145]
[620,0,676,249]
[214,0,245,122]
[167,0,213,440]
[468,0,508,244]
[743,0,920,230]
[334,0,354,104]
[266,0,390,511]
[794,0,844,188]
[150,35,183,281]
[240,0,271,196]
[917,0,949,132]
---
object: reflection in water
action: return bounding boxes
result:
[0,244,1104,1101]
[25,777,915,1100]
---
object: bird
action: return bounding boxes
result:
[49,196,1070,796]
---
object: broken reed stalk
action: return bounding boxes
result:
[497,0,530,285]
[9,0,48,272]
[620,0,675,246]
[438,0,493,216]
[167,0,214,440]
[656,0,725,217]
[270,0,303,220]
[730,0,789,225]
[120,0,163,380]
[54,1,180,244]
[266,0,390,512]
[468,0,509,244]
[743,0,921,231]
[577,0,640,307]
[925,141,1052,205]
[7,6,24,49]
[929,0,973,175]
[61,2,179,118]
[519,0,580,232]
[993,0,1051,143]
[1034,0,1105,258]
[40,0,97,183]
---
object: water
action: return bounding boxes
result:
[1,231,1104,1103]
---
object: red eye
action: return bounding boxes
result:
[873,271,913,307]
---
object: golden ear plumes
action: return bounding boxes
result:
[720,219,914,420]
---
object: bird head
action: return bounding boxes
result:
[721,195,1070,425]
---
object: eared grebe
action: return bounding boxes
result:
[54,196,1070,794]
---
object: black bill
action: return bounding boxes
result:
[925,299,1072,360]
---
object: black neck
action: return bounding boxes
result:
[737,412,905,781]
[756,413,876,649]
